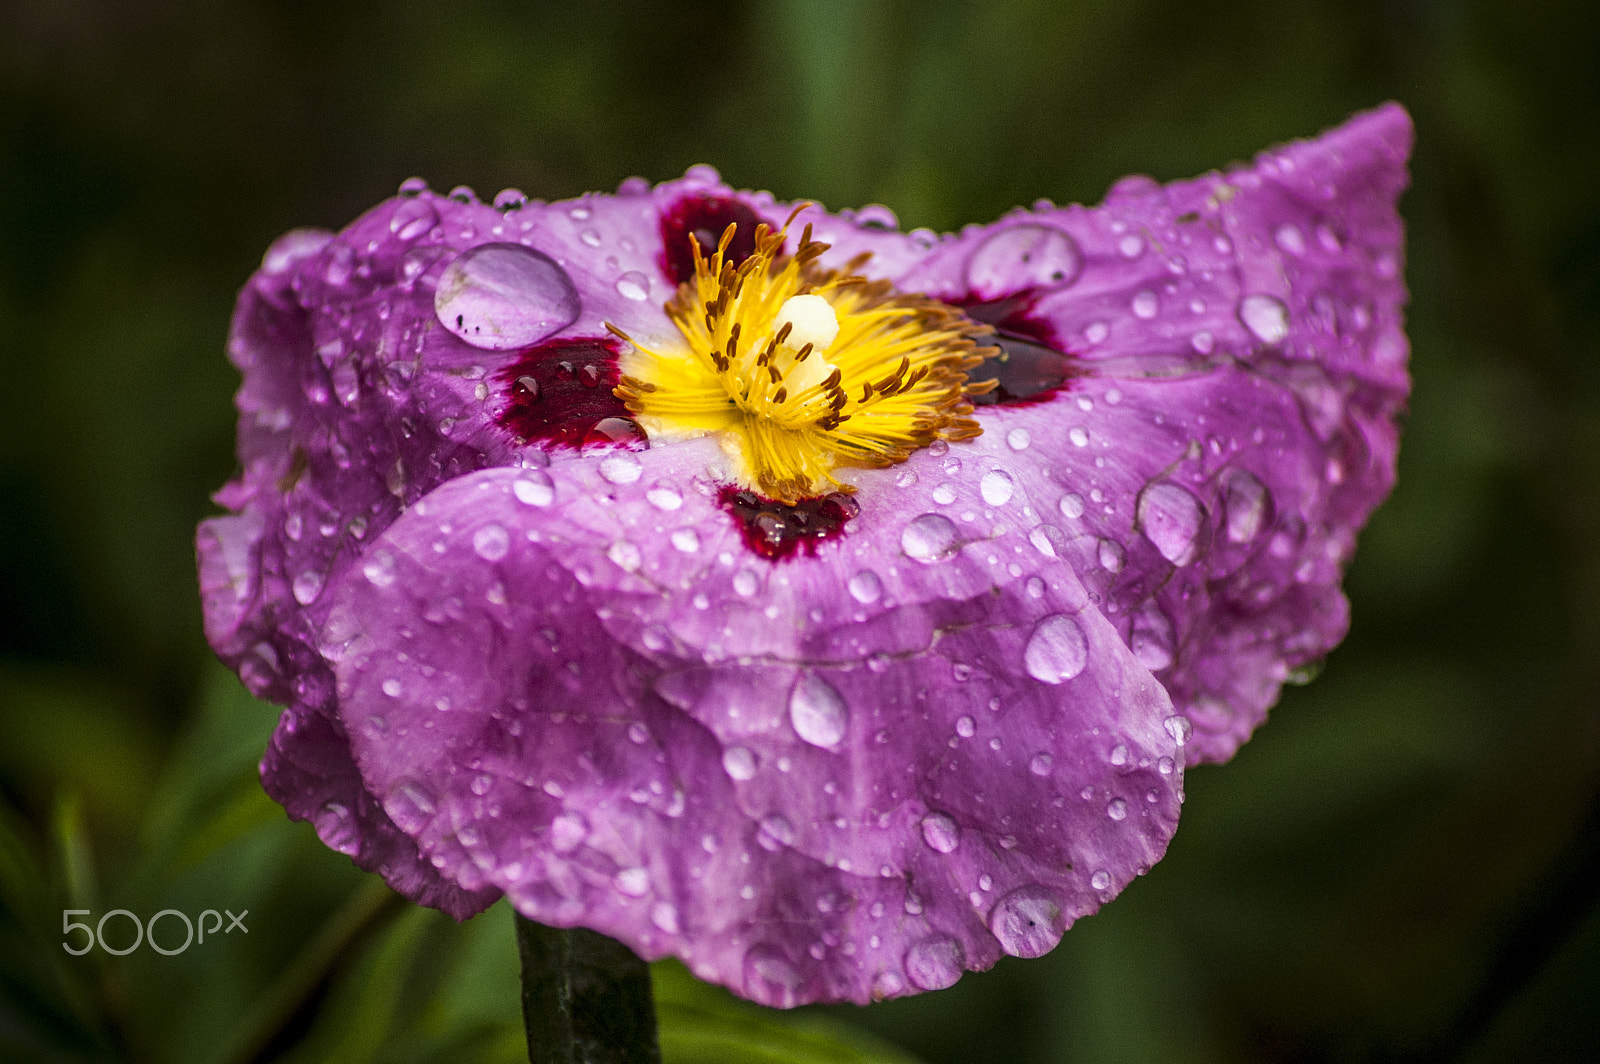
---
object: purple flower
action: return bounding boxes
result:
[198,105,1412,1006]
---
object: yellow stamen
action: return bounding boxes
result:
[610,208,993,503]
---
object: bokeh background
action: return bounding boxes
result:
[2,1,1597,1061]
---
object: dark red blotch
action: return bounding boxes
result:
[658,194,765,287]
[718,486,860,561]
[957,296,1081,407]
[495,337,646,450]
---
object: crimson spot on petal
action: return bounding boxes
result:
[960,296,1081,407]
[496,337,643,451]
[659,194,764,287]
[718,486,859,561]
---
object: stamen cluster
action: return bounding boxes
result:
[613,211,994,502]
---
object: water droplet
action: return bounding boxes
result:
[1222,469,1270,543]
[873,970,906,999]
[1006,428,1031,451]
[1029,524,1069,558]
[1239,294,1290,344]
[651,902,680,934]
[732,570,758,596]
[1059,493,1085,519]
[1164,715,1193,746]
[398,176,429,196]
[1085,321,1109,345]
[1024,614,1088,684]
[757,814,798,851]
[975,469,1016,507]
[1274,224,1306,257]
[548,812,588,852]
[1136,481,1205,565]
[991,886,1066,958]
[396,244,446,286]
[902,513,959,563]
[615,867,650,897]
[904,934,965,991]
[314,802,361,856]
[389,199,437,241]
[848,570,882,604]
[292,570,324,605]
[615,271,651,301]
[363,552,397,588]
[931,484,956,505]
[1090,870,1112,891]
[1069,426,1089,447]
[1097,539,1125,572]
[1118,234,1144,258]
[1029,753,1054,776]
[381,677,403,698]
[670,528,700,553]
[955,715,976,738]
[579,227,602,248]
[1191,330,1215,354]
[1131,289,1159,319]
[966,224,1082,295]
[742,945,801,1007]
[473,523,510,561]
[513,471,555,507]
[723,746,757,781]
[790,672,848,749]
[435,244,580,351]
[921,813,961,853]
[384,782,436,833]
[599,453,643,484]
[607,540,642,572]
[1131,604,1175,671]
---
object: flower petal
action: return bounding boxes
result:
[895,104,1412,761]
[321,453,1181,1005]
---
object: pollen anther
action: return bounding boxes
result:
[610,206,993,502]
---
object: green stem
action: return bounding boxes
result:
[515,915,662,1064]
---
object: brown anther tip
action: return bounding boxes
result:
[795,342,814,362]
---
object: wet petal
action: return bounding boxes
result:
[321,459,1180,1005]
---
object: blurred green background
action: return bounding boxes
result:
[2,0,1597,1061]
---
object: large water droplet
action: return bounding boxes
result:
[990,886,1066,958]
[920,812,961,853]
[980,469,1015,506]
[1222,469,1271,543]
[1097,539,1126,573]
[473,523,510,561]
[389,199,438,241]
[1136,481,1206,566]
[1024,614,1088,684]
[966,224,1082,295]
[1239,294,1290,344]
[1090,869,1112,891]
[436,244,579,351]
[1131,289,1159,319]
[904,934,965,991]
[902,513,959,563]
[790,672,848,749]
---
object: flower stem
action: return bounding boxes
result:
[515,914,662,1064]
